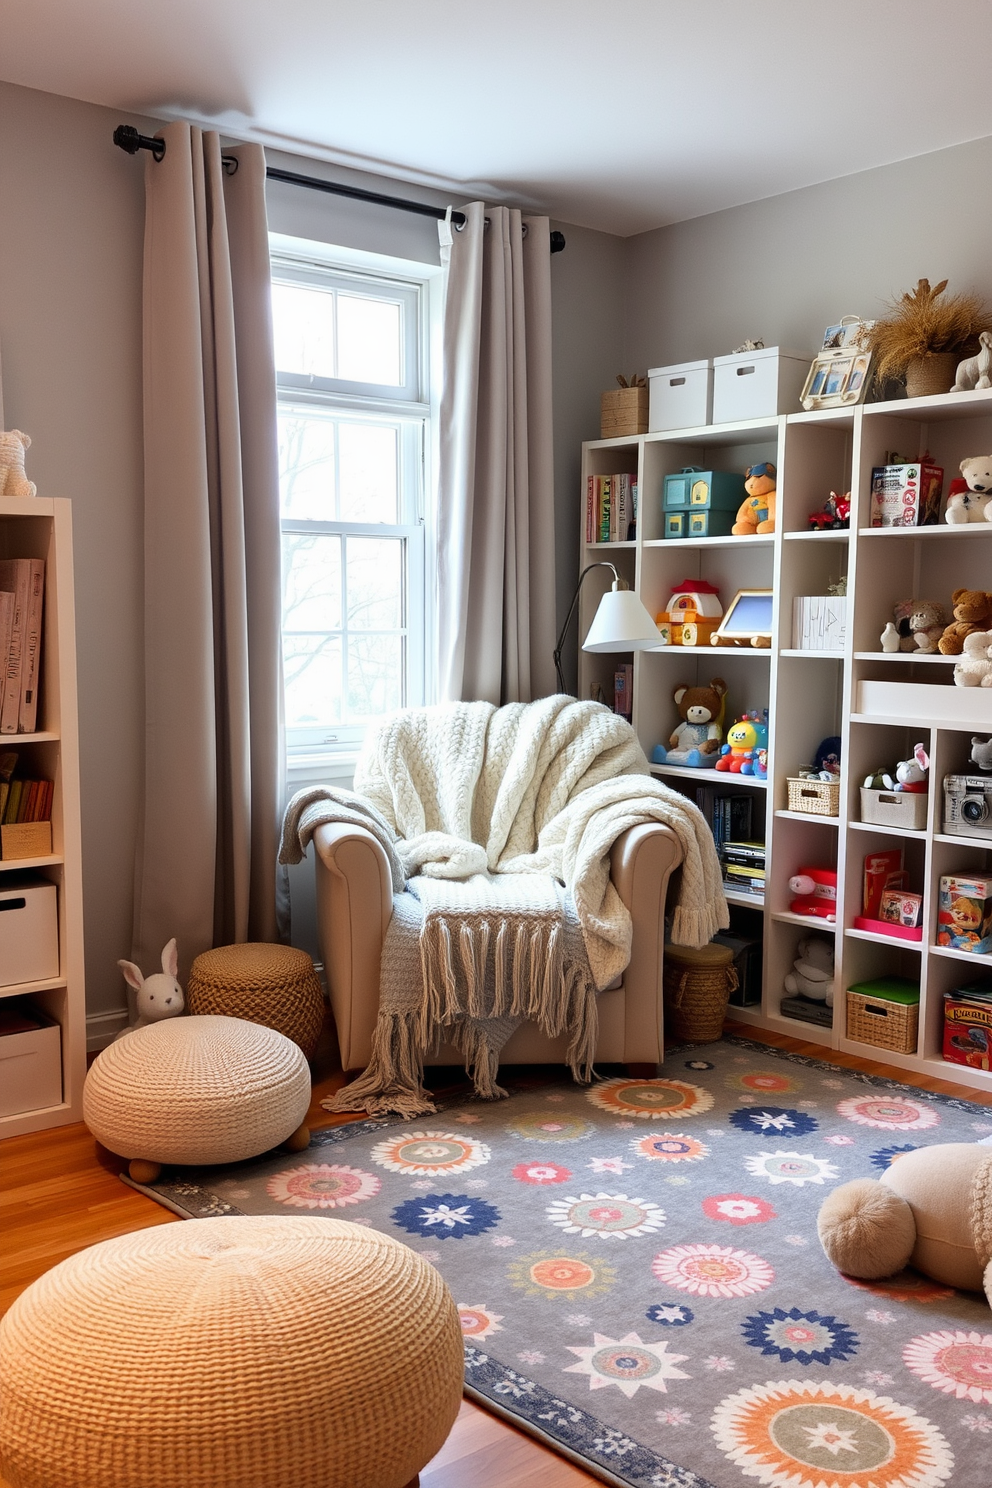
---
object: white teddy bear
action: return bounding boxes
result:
[783,933,834,1006]
[944,455,992,523]
[953,630,992,687]
[0,430,36,498]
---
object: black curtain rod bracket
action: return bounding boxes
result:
[113,125,565,252]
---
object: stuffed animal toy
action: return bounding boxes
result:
[879,598,918,653]
[971,735,992,771]
[953,631,992,687]
[782,933,834,1006]
[909,600,947,653]
[652,678,727,767]
[732,462,776,536]
[799,735,841,781]
[944,455,992,523]
[714,710,768,773]
[788,867,837,920]
[0,430,36,498]
[808,491,850,530]
[817,1143,992,1304]
[938,589,992,655]
[115,938,184,1037]
[881,742,929,793]
[953,332,992,392]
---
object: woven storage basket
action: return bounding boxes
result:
[787,778,841,817]
[601,385,648,438]
[663,941,738,1042]
[0,1216,463,1488]
[187,942,324,1057]
[846,989,919,1053]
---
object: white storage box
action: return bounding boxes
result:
[712,346,810,424]
[0,877,59,987]
[860,787,928,831]
[648,360,712,432]
[858,680,992,726]
[0,1002,62,1117]
[793,596,848,651]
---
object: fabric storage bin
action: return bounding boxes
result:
[860,787,928,831]
[601,385,647,439]
[0,876,59,987]
[858,680,992,725]
[711,347,809,424]
[649,360,712,432]
[787,779,841,817]
[0,1000,62,1117]
[846,977,920,1054]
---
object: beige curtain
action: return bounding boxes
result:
[133,121,283,978]
[437,203,557,705]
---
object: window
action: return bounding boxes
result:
[271,241,437,761]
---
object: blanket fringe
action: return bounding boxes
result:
[669,900,730,950]
[322,1012,436,1119]
[452,1021,510,1101]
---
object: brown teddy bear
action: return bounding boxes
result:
[732,462,776,536]
[651,678,727,768]
[938,588,992,655]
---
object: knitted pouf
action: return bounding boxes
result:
[187,942,325,1057]
[83,1016,311,1179]
[0,1215,464,1488]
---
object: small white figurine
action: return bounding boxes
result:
[116,938,184,1035]
[952,331,992,392]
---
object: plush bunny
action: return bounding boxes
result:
[882,742,929,793]
[116,938,185,1036]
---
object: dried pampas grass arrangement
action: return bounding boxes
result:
[865,277,991,386]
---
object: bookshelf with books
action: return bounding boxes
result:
[0,497,84,1136]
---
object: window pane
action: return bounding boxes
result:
[283,634,342,728]
[278,409,336,519]
[348,634,403,718]
[346,537,403,629]
[283,534,342,631]
[338,422,399,523]
[272,283,336,378]
[337,293,402,385]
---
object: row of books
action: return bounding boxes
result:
[692,787,754,848]
[586,473,638,544]
[0,558,45,735]
[1,777,54,825]
[720,839,766,898]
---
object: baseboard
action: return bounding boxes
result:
[86,1008,128,1051]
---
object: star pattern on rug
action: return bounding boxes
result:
[563,1331,690,1398]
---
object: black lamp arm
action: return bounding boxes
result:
[553,562,625,694]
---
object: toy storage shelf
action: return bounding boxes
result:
[580,388,992,1092]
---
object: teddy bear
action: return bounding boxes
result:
[938,589,992,655]
[0,430,36,498]
[817,1143,992,1305]
[651,678,727,767]
[944,454,992,523]
[909,600,946,653]
[953,631,992,687]
[732,462,776,536]
[782,933,834,1006]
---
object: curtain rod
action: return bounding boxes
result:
[113,126,566,252]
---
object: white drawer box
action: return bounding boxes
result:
[648,360,712,431]
[712,346,810,424]
[0,878,59,987]
[0,1008,62,1117]
[857,680,992,725]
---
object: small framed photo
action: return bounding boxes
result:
[820,316,872,352]
[801,348,873,410]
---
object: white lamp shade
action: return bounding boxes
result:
[582,588,661,652]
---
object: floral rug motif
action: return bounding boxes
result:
[128,1037,992,1488]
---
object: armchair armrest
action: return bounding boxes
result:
[312,822,393,1071]
[609,822,683,1062]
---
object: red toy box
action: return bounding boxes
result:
[943,981,992,1070]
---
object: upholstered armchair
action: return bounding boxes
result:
[313,820,683,1074]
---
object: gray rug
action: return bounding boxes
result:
[128,1037,992,1488]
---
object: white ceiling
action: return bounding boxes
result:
[2,0,992,235]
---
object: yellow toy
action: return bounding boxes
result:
[732,461,776,536]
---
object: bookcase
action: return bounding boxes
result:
[0,497,85,1135]
[580,387,992,1096]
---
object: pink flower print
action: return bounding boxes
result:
[825,1134,855,1146]
[704,1355,736,1371]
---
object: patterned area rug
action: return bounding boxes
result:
[128,1036,992,1488]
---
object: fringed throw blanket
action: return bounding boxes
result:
[280,695,728,1115]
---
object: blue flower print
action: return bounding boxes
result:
[729,1107,818,1138]
[869,1143,918,1172]
[646,1303,694,1327]
[741,1307,858,1365]
[391,1192,500,1239]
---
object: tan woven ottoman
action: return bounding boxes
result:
[187,942,325,1057]
[83,1015,311,1183]
[0,1215,463,1488]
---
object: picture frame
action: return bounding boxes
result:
[820,315,873,352]
[801,347,873,410]
[711,588,774,648]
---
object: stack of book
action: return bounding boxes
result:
[0,558,45,735]
[586,474,638,544]
[720,840,766,899]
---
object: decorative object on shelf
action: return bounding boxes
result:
[863,848,906,919]
[714,710,768,774]
[792,592,847,650]
[732,338,765,354]
[817,1141,991,1298]
[943,979,992,1069]
[732,461,776,536]
[782,933,834,1007]
[801,318,873,410]
[869,456,943,527]
[879,598,918,653]
[944,455,992,522]
[807,736,841,780]
[953,629,992,687]
[943,771,992,838]
[952,329,992,392]
[909,600,947,653]
[971,736,992,772]
[710,588,774,647]
[0,430,36,498]
[882,742,929,794]
[863,277,992,397]
[651,678,727,768]
[115,938,184,1039]
[662,466,744,540]
[807,490,850,529]
[788,866,837,921]
[653,577,723,645]
[553,560,661,693]
[878,887,923,929]
[937,872,992,953]
[938,587,992,655]
[600,373,647,438]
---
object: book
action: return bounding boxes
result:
[614,663,633,720]
[0,592,13,724]
[599,476,611,543]
[0,559,31,734]
[17,560,44,733]
[585,476,596,544]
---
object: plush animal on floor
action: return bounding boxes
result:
[115,938,184,1037]
[652,678,727,767]
[0,430,36,498]
[732,462,777,536]
[782,933,834,1006]
[953,332,992,392]
[954,631,992,688]
[938,589,992,655]
[945,455,992,523]
[817,1143,992,1303]
[909,600,947,653]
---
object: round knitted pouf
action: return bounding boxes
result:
[187,942,325,1057]
[0,1215,464,1488]
[83,1015,311,1182]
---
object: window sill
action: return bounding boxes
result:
[286,752,360,789]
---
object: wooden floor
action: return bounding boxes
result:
[2,1019,989,1487]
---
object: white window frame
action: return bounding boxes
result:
[270,233,441,778]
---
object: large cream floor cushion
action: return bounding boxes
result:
[0,1215,464,1488]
